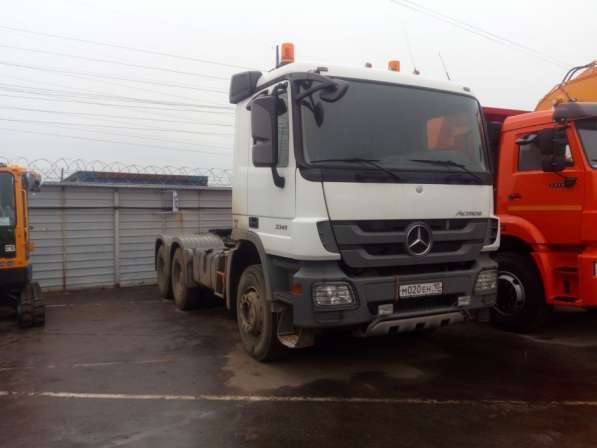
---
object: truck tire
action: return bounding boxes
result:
[491,252,551,332]
[236,264,285,362]
[156,244,173,300]
[171,248,200,311]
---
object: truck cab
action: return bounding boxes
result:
[488,102,597,330]
[156,51,499,361]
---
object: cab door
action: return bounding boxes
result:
[246,82,296,224]
[503,126,584,245]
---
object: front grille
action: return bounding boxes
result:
[357,219,470,233]
[331,218,489,269]
[364,240,463,257]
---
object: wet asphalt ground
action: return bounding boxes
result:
[2,286,597,447]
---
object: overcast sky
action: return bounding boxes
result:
[1,0,594,172]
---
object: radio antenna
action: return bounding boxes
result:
[401,23,420,75]
[438,52,451,80]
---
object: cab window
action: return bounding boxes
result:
[517,140,543,171]
[517,132,572,171]
[0,172,16,227]
[425,112,484,167]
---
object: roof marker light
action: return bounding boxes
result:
[388,60,401,72]
[280,42,295,65]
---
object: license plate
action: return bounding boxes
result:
[399,282,443,298]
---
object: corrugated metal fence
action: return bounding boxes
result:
[29,183,232,291]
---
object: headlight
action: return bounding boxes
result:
[474,269,497,294]
[4,244,16,253]
[313,282,356,307]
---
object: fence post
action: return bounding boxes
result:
[60,185,67,291]
[113,189,120,287]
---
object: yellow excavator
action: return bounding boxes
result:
[536,61,597,111]
[0,163,45,327]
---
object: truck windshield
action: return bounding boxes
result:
[577,119,597,167]
[299,79,489,182]
[0,172,16,227]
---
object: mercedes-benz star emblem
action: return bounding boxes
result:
[405,222,433,256]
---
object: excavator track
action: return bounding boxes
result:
[17,283,45,328]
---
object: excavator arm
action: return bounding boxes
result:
[536,62,597,111]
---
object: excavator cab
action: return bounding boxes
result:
[0,164,45,327]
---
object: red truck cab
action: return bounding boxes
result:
[486,103,597,330]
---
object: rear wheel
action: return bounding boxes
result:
[171,248,201,311]
[156,244,173,299]
[491,252,551,332]
[236,264,285,362]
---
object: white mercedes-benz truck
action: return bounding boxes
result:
[155,47,499,361]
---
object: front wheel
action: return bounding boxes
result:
[491,252,551,332]
[236,264,285,362]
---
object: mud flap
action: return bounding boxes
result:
[276,306,315,349]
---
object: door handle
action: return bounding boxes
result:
[508,192,522,201]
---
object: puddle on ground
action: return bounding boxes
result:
[222,342,447,393]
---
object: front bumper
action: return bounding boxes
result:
[280,255,497,329]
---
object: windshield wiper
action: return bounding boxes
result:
[310,158,402,182]
[408,159,484,184]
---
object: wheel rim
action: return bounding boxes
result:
[495,270,526,316]
[239,287,263,338]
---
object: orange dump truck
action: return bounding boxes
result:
[484,63,597,330]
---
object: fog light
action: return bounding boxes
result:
[4,244,16,253]
[313,282,356,307]
[475,269,497,294]
[378,303,394,316]
[458,295,471,307]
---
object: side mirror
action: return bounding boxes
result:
[251,95,278,167]
[319,80,349,103]
[24,172,42,192]
[538,128,567,157]
[539,128,568,173]
[229,71,262,104]
[515,133,538,146]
